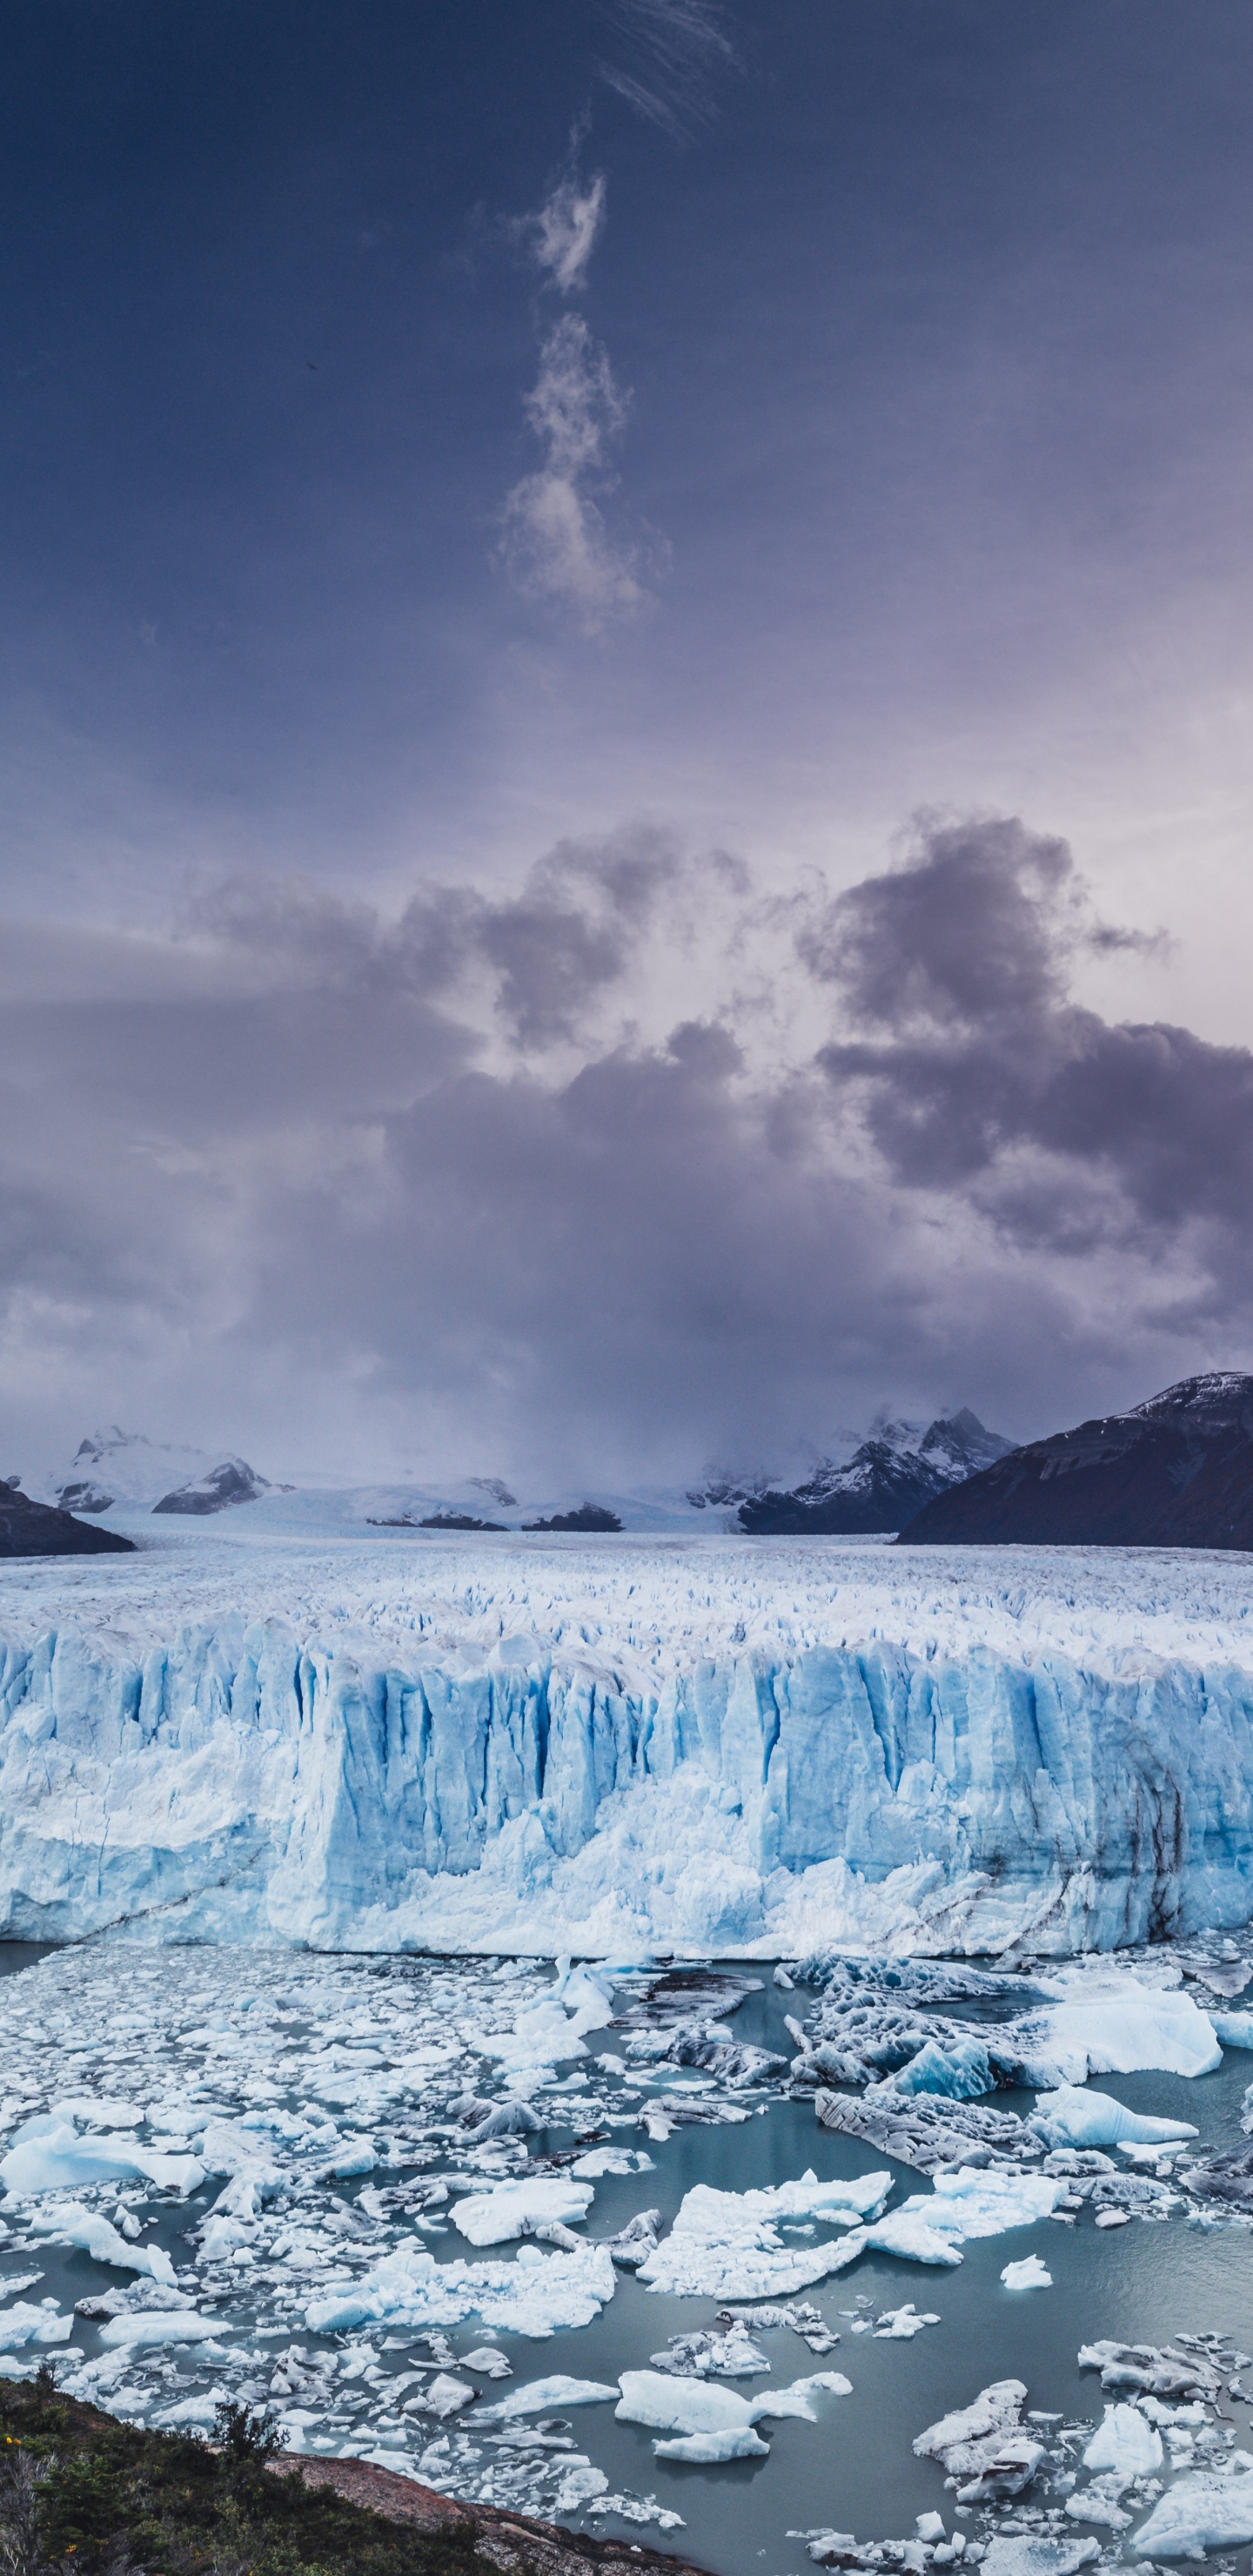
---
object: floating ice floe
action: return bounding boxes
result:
[305,2239,617,2338]
[28,2200,177,2284]
[1132,2459,1253,2556]
[655,2425,770,2461]
[980,2543,1097,2576]
[834,2168,1063,2273]
[599,2208,662,2268]
[1209,2010,1253,2045]
[1077,2339,1223,2398]
[615,2364,851,2459]
[0,2300,74,2349]
[914,2380,1043,2503]
[1000,2257,1051,2290]
[650,2323,769,2376]
[478,2374,618,2418]
[449,2177,595,2245]
[1029,1984,1222,2082]
[98,2310,228,2348]
[1183,2143,1253,2207]
[1029,2084,1197,2150]
[814,2089,1039,2175]
[1081,2401,1163,2482]
[635,2170,890,2298]
[568,2146,653,2177]
[0,2114,204,2199]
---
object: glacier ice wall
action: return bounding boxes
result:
[3,1534,1253,1955]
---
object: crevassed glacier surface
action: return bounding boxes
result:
[4,1527,1253,1954]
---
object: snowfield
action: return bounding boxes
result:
[3,1524,1253,1954]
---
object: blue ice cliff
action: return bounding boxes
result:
[1,1533,1252,1956]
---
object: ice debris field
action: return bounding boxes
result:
[2,1930,1253,2568]
[5,1528,1253,1955]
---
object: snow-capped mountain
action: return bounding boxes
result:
[151,1458,272,1515]
[901,1372,1253,1549]
[731,1407,1014,1535]
[42,1428,271,1518]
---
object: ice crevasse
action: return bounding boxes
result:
[3,1568,1253,1955]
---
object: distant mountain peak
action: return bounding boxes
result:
[152,1458,271,1516]
[900,1371,1253,1549]
[734,1405,1012,1536]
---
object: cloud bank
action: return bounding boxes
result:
[2,814,1250,1481]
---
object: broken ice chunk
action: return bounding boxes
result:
[479,2375,619,2418]
[1081,2404,1163,2483]
[1001,2257,1052,2291]
[1132,2465,1253,2557]
[1029,2086,1197,2150]
[408,2371,476,2418]
[450,2176,594,2244]
[98,2311,231,2349]
[980,2542,1097,2576]
[0,2303,73,2351]
[654,2426,770,2461]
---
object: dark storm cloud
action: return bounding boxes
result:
[809,818,1253,1243]
[4,813,1253,1476]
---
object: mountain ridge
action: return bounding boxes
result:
[734,1407,1013,1535]
[899,1372,1253,1548]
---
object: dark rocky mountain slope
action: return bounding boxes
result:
[899,1372,1253,1548]
[738,1408,1012,1535]
[0,1480,135,1558]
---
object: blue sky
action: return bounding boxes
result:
[6,2,1253,1481]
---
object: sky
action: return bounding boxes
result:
[6,0,1253,1486]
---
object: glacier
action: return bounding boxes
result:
[3,1527,1253,1954]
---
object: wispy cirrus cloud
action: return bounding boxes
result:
[499,139,649,627]
[500,312,642,628]
[599,0,739,139]
[528,169,607,292]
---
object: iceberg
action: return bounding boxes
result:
[1133,2464,1253,2557]
[654,2426,770,2461]
[914,2380,1047,2503]
[615,2365,851,2457]
[27,2202,177,2285]
[635,2171,890,2299]
[1001,2256,1052,2290]
[449,2177,595,2245]
[97,2311,228,2348]
[5,1534,1253,1955]
[1033,1988,1221,2080]
[0,2115,204,2198]
[304,2238,616,2339]
[1082,2403,1163,2483]
[1029,2084,1198,2149]
[479,2375,618,2418]
[616,2370,761,2436]
[981,2546,1096,2576]
[1211,2009,1253,2045]
[0,2302,74,2350]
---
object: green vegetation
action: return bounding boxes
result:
[0,2371,498,2576]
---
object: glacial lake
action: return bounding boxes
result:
[2,1942,1251,2576]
